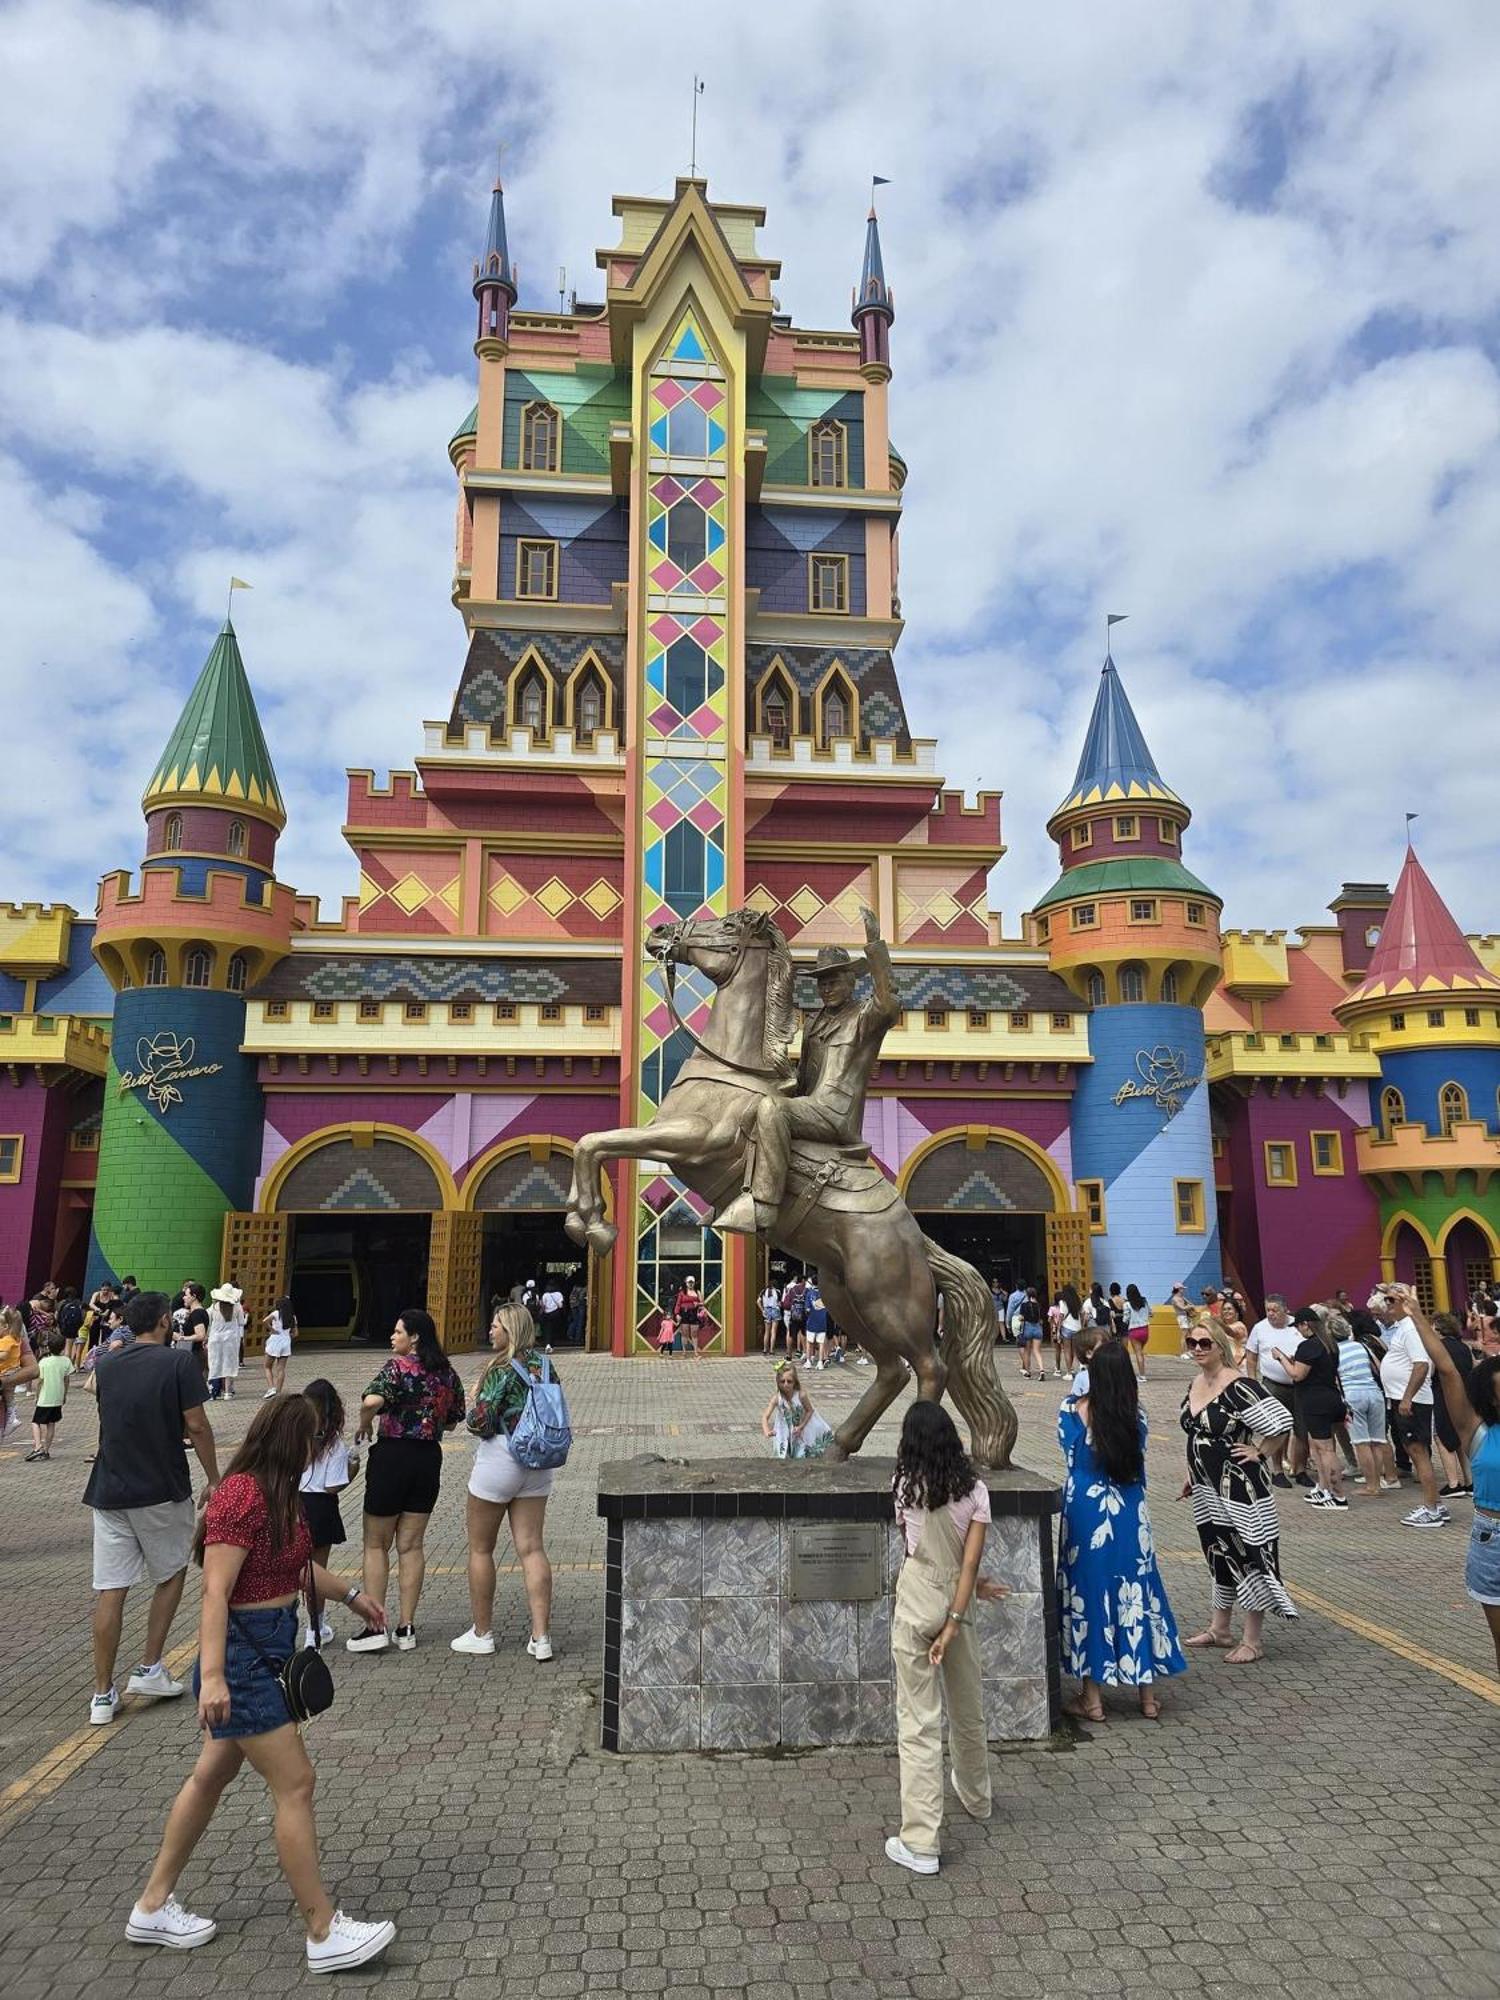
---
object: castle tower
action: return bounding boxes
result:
[473,176,518,354]
[86,621,296,1291]
[851,202,894,379]
[1031,652,1223,1311]
[1335,843,1500,1310]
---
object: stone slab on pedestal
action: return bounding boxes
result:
[598,1456,1061,1753]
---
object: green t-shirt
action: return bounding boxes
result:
[37,1353,72,1406]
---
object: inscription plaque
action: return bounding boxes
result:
[787,1522,883,1602]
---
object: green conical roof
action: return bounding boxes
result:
[143,620,285,826]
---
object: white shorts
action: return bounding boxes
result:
[468,1437,555,1505]
[264,1333,292,1358]
[91,1499,196,1590]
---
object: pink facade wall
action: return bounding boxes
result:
[1220,1084,1380,1310]
[864,1092,1073,1188]
[0,1080,73,1302]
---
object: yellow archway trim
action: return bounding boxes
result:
[459,1132,612,1220]
[896,1123,1073,1213]
[259,1122,459,1214]
[1379,1209,1441,1260]
[1433,1204,1500,1257]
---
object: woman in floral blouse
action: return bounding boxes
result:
[450,1303,558,1662]
[346,1310,464,1656]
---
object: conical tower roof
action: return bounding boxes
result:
[1052,654,1182,818]
[143,620,285,826]
[1342,846,1500,1005]
[853,206,893,321]
[473,178,517,299]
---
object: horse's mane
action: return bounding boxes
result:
[761,921,797,1081]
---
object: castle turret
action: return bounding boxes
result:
[87,620,296,1292]
[472,176,518,355]
[1030,651,1223,1309]
[851,202,894,380]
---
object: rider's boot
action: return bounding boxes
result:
[713,1191,776,1235]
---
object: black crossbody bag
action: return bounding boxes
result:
[230,1564,335,1724]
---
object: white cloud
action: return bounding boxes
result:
[1,0,1498,938]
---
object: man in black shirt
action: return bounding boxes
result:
[83,1292,219,1728]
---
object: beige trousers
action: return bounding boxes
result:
[892,1504,991,1855]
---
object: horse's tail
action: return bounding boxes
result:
[921,1236,1018,1469]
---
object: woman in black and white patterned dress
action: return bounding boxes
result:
[1179,1315,1296,1663]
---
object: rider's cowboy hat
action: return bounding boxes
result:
[209,1283,244,1305]
[811,944,866,980]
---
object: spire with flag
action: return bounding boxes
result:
[852,178,895,375]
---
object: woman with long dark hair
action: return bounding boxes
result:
[125,1398,392,1971]
[1398,1283,1500,1674]
[1124,1283,1152,1379]
[349,1309,465,1655]
[1053,1283,1082,1380]
[886,1402,1007,1875]
[298,1379,355,1646]
[1271,1307,1347,1509]
[1057,1338,1185,1722]
[261,1294,296,1399]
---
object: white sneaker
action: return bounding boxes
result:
[89,1686,119,1726]
[1304,1488,1333,1508]
[450,1627,496,1655]
[1402,1506,1447,1528]
[127,1896,217,1950]
[303,1621,335,1650]
[526,1634,554,1662]
[345,1627,389,1653]
[1379,1478,1403,1492]
[306,1912,396,1973]
[884,1835,939,1875]
[127,1663,186,1699]
[393,1625,417,1652]
[262,1389,277,1400]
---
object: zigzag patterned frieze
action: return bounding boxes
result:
[792,964,1080,1013]
[745,644,892,693]
[256,955,622,1005]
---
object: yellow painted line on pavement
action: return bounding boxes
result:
[1158,1550,1499,1706]
[0,1636,199,1840]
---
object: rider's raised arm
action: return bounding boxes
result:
[861,905,901,1024]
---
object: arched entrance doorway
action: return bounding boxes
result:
[466,1139,604,1349]
[899,1128,1085,1302]
[263,1129,450,1346]
[1383,1215,1442,1314]
[1441,1213,1500,1316]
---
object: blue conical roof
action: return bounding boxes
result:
[1053,655,1181,816]
[474,179,516,297]
[853,208,893,321]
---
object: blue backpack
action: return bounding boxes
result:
[508,1354,573,1469]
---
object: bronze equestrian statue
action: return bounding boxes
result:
[564,905,1018,1467]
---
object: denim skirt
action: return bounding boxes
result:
[194,1604,297,1739]
[1467,1515,1500,1608]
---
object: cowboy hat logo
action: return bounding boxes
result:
[118,1030,222,1114]
[1112,1045,1202,1120]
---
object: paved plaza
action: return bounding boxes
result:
[3,1347,1498,1999]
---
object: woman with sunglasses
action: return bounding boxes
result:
[1178,1315,1296,1664]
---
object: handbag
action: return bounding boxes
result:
[230,1564,335,1724]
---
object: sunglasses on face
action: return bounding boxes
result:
[1186,1336,1218,1352]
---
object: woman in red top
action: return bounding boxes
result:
[125,1397,395,1974]
[673,1278,704,1357]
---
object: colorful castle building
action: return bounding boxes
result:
[5,172,1500,1349]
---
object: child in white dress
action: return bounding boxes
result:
[761,1362,833,1459]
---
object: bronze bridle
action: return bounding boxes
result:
[648,914,785,1080]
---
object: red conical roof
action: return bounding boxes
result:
[1344,846,1500,1003]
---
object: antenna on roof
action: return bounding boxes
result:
[557,265,567,313]
[690,75,706,178]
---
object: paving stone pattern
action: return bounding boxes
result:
[2,1348,1499,1997]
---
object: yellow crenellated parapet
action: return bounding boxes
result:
[1205,1030,1380,1080]
[1355,1118,1500,1187]
[1220,930,1291,995]
[0,1013,110,1075]
[0,903,78,979]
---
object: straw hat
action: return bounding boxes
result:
[209,1283,243,1305]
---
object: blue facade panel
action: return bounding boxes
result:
[1072,1004,1221,1304]
[1380,1046,1500,1135]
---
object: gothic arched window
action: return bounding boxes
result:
[515,667,548,739]
[164,813,183,852]
[226,952,248,994]
[1380,1086,1405,1137]
[1085,969,1106,1009]
[226,818,246,857]
[1119,963,1147,1004]
[574,671,605,744]
[809,419,847,488]
[1160,968,1180,1004]
[1439,1081,1469,1135]
[145,948,168,987]
[520,401,560,473]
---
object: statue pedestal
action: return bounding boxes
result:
[597,1457,1061,1753]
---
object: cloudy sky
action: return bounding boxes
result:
[3,0,1498,936]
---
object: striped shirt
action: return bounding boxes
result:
[1336,1338,1377,1392]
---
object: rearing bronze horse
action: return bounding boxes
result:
[565,908,1018,1466]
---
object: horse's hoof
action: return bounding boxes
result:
[825,1440,851,1462]
[563,1212,590,1249]
[586,1220,619,1257]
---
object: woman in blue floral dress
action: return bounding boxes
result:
[1056,1339,1186,1720]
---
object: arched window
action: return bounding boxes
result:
[1119,963,1146,1004]
[573,668,606,744]
[145,948,168,987]
[164,813,183,852]
[809,419,847,489]
[520,401,560,473]
[515,667,548,739]
[756,666,796,748]
[1439,1081,1469,1135]
[226,818,246,857]
[226,952,248,994]
[1380,1086,1405,1137]
[823,689,848,739]
[184,947,212,989]
[816,669,857,747]
[1085,969,1106,1009]
[1160,968,1180,1004]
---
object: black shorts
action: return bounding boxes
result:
[33,1405,63,1426]
[300,1491,346,1548]
[363,1438,442,1518]
[1389,1402,1433,1451]
[1299,1393,1344,1443]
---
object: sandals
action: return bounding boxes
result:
[1223,1642,1264,1666]
[1182,1630,1232,1649]
[1137,1693,1162,1720]
[1062,1694,1108,1724]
